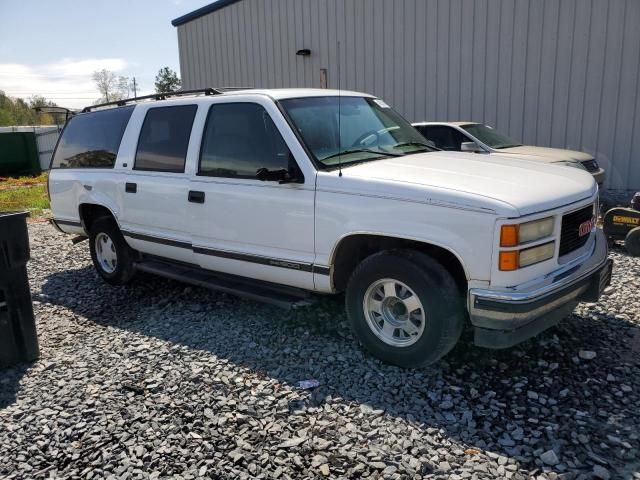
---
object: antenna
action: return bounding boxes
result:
[337,40,342,178]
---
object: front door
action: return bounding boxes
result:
[188,101,315,290]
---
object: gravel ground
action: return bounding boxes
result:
[1,222,639,480]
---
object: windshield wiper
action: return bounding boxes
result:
[321,148,403,162]
[391,141,438,151]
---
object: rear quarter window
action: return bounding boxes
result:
[51,106,134,169]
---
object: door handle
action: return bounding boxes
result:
[125,182,137,193]
[188,190,205,203]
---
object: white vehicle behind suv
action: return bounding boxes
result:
[413,121,606,185]
[49,88,612,368]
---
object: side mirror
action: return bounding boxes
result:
[256,167,286,182]
[461,141,483,153]
[256,167,302,184]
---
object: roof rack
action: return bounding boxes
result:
[81,87,252,113]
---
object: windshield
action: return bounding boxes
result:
[461,123,522,149]
[280,96,434,168]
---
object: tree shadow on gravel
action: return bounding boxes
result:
[40,263,640,477]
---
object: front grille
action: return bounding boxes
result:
[581,159,598,172]
[559,205,594,256]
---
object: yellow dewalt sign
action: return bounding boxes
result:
[612,215,640,226]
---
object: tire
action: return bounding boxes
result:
[88,217,136,285]
[625,227,640,257]
[345,250,465,368]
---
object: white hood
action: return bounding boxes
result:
[496,145,593,162]
[319,151,597,217]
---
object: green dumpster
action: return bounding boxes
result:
[0,211,39,368]
[0,132,41,176]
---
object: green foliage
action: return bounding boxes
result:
[155,67,181,93]
[0,91,58,126]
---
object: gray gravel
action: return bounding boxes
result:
[1,222,639,479]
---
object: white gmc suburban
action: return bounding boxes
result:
[49,88,612,368]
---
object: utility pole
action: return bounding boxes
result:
[132,77,137,98]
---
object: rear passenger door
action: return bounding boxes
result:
[118,104,198,264]
[188,101,316,290]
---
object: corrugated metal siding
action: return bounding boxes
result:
[177,0,640,190]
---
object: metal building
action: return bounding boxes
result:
[173,0,640,191]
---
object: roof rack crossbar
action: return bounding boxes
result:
[81,87,251,113]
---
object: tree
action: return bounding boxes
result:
[28,95,56,124]
[92,69,133,103]
[155,67,181,93]
[0,91,58,126]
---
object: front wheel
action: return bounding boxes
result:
[88,217,136,285]
[346,250,465,368]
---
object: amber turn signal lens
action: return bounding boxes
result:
[499,251,519,271]
[500,225,519,247]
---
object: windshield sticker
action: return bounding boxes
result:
[373,99,390,108]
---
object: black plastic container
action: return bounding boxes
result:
[0,212,39,368]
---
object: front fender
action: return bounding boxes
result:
[315,189,496,284]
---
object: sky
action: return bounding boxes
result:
[0,0,212,109]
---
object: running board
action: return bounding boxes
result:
[134,258,316,309]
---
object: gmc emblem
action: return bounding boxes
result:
[578,217,596,237]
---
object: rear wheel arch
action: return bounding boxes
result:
[78,203,119,234]
[329,233,469,294]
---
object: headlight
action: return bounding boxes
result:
[498,216,556,271]
[519,241,556,267]
[500,217,555,246]
[499,241,556,271]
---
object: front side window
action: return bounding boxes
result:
[199,103,292,178]
[417,125,467,151]
[461,123,522,149]
[134,105,197,172]
[280,96,433,168]
[51,106,134,169]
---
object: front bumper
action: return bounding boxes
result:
[469,229,612,348]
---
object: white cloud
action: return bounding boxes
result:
[0,58,129,109]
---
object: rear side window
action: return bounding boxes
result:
[134,105,197,172]
[51,106,134,169]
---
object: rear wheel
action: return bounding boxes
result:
[88,217,136,285]
[625,227,640,257]
[345,250,465,368]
